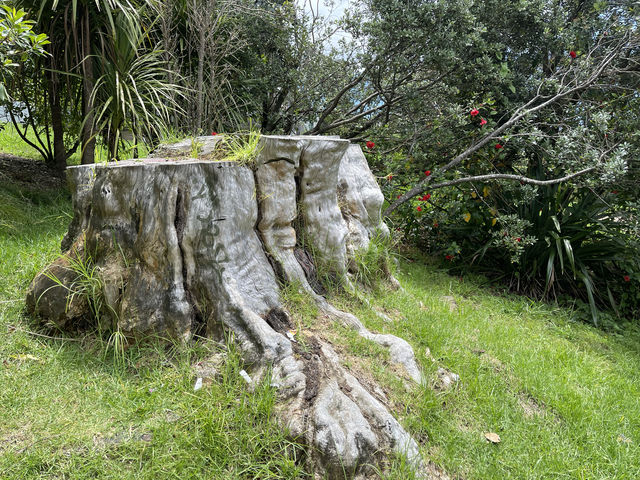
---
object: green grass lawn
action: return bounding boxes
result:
[0,123,150,164]
[337,262,640,479]
[0,123,46,160]
[1,178,640,479]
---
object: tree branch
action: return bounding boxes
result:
[382,39,626,217]
[425,167,596,191]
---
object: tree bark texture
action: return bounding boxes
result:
[27,135,426,477]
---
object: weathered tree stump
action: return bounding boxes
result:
[27,135,425,477]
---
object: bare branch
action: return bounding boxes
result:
[426,167,596,191]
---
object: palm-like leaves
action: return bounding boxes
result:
[517,185,628,324]
[90,12,183,159]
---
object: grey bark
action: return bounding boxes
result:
[27,136,426,477]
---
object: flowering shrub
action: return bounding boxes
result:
[488,214,537,263]
[384,165,640,325]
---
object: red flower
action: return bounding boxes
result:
[416,206,422,212]
[470,109,479,117]
[425,170,431,176]
[424,193,431,201]
[495,143,503,150]
[397,195,401,199]
[480,118,487,126]
[516,237,522,242]
[445,254,453,260]
[211,131,217,136]
[433,222,439,228]
[611,190,619,194]
[386,174,393,180]
[569,50,577,59]
[366,141,375,149]
[624,275,631,282]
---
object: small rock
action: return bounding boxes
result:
[436,367,460,390]
[239,369,252,384]
[193,377,203,391]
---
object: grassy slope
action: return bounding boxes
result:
[336,261,640,479]
[1,178,640,479]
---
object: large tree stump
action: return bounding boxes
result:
[27,135,425,477]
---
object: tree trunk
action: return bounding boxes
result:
[48,65,67,172]
[27,136,425,477]
[195,29,205,134]
[81,7,96,165]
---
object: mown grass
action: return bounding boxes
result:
[2,170,640,479]
[0,124,45,160]
[332,255,640,479]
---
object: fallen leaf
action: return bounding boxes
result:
[618,434,632,444]
[11,354,43,363]
[484,432,501,443]
[286,330,297,342]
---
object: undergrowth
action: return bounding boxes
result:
[220,130,262,166]
[349,232,397,290]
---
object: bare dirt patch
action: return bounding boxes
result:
[0,153,65,191]
[517,393,546,418]
[0,424,32,454]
